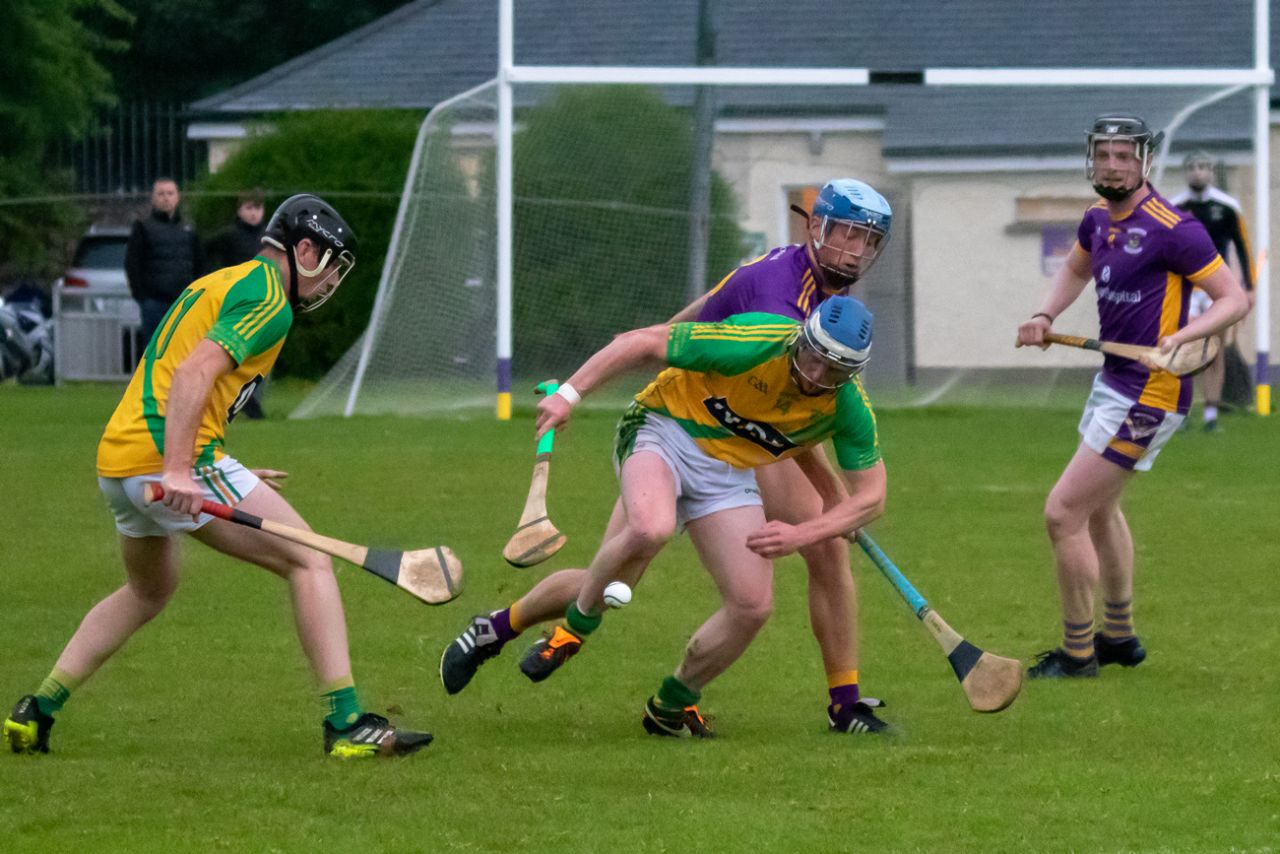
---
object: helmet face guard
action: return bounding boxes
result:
[1085,115,1163,202]
[808,179,893,289]
[811,217,889,289]
[1183,149,1215,192]
[296,247,355,313]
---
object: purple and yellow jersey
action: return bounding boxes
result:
[1075,189,1224,413]
[618,312,880,471]
[698,244,824,324]
[96,258,292,477]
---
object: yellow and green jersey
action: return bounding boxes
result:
[618,312,880,471]
[96,257,292,477]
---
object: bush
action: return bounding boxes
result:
[508,86,745,374]
[190,110,418,378]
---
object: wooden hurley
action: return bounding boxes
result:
[850,530,1022,714]
[503,380,567,568]
[143,484,462,605]
[1042,332,1220,377]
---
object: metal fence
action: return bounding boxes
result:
[50,102,207,195]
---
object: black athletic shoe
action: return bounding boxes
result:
[1094,633,1147,668]
[518,625,583,683]
[828,698,889,734]
[1027,648,1099,679]
[642,697,713,739]
[440,614,505,695]
[3,695,54,754]
[323,712,433,759]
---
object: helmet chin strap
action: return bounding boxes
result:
[286,245,301,308]
[1092,182,1141,202]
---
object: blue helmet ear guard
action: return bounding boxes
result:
[803,295,874,373]
[812,179,892,238]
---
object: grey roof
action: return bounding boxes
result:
[192,0,1276,156]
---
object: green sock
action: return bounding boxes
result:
[656,675,700,711]
[565,602,602,636]
[35,668,79,716]
[322,678,363,729]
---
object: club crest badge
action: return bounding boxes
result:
[1123,227,1147,255]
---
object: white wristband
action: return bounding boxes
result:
[554,383,582,407]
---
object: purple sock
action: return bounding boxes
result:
[489,608,519,643]
[829,682,860,709]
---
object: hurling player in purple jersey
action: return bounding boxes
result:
[1017,114,1247,679]
[676,179,893,729]
[438,181,897,735]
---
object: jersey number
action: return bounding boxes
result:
[227,375,263,422]
[703,396,797,457]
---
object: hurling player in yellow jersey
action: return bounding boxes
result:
[4,195,432,759]
[449,296,888,737]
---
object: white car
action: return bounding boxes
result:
[53,225,141,381]
[55,224,131,296]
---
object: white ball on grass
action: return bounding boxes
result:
[603,581,632,609]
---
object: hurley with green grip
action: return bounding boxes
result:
[503,380,567,567]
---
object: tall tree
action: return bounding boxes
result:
[0,0,129,273]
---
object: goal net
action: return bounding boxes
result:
[293,77,1264,419]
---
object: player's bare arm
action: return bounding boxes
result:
[160,339,236,516]
[668,290,714,324]
[746,460,886,559]
[535,323,669,438]
[1158,264,1248,351]
[789,444,849,510]
[1017,243,1092,349]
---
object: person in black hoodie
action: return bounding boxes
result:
[205,188,267,270]
[125,178,205,348]
[203,189,269,418]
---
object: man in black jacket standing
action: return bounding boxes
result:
[125,178,205,348]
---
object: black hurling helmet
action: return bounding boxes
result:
[262,194,357,312]
[1085,113,1164,202]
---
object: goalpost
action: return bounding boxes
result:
[295,0,1272,420]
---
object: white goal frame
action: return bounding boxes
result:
[337,0,1275,417]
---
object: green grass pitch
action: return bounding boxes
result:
[0,383,1276,852]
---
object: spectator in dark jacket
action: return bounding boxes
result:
[125,178,204,347]
[205,188,266,271]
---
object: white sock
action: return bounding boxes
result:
[1204,405,1219,422]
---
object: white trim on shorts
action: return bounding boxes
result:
[1078,374,1184,473]
[98,456,261,538]
[616,412,763,530]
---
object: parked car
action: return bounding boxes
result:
[53,225,141,381]
[55,224,131,295]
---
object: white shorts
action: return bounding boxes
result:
[616,412,762,529]
[98,456,260,538]
[1078,375,1184,472]
[1188,288,1212,320]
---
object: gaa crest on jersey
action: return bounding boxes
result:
[1123,227,1147,255]
[1100,266,1111,283]
[703,396,798,457]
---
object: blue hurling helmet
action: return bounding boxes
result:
[809,179,893,288]
[792,295,874,390]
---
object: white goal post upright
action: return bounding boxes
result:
[1252,0,1272,415]
[489,0,1271,419]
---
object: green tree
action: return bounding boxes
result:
[0,0,128,275]
[509,86,745,375]
[190,110,419,377]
